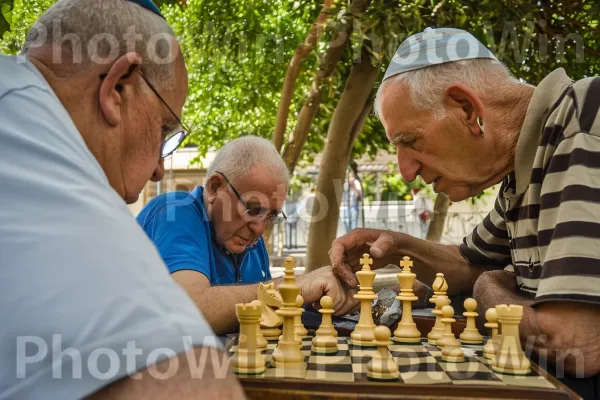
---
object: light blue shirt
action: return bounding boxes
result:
[0,55,217,399]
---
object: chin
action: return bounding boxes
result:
[124,192,141,205]
[443,188,471,202]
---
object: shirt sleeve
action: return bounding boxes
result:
[459,195,512,268]
[0,85,218,399]
[534,132,600,306]
[142,203,212,279]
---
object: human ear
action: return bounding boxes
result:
[98,52,143,126]
[206,174,224,204]
[444,83,485,136]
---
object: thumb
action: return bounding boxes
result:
[370,232,394,259]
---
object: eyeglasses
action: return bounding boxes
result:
[138,71,192,158]
[214,171,287,225]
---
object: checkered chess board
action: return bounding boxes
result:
[227,335,556,389]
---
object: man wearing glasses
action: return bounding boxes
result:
[138,136,360,335]
[0,0,244,398]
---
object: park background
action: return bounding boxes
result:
[2,0,598,274]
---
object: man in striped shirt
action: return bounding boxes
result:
[330,27,600,398]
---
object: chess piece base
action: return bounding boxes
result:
[367,358,399,380]
[441,349,465,363]
[261,327,282,341]
[460,331,483,345]
[270,359,307,378]
[460,338,483,345]
[350,337,377,347]
[367,370,400,380]
[312,336,338,354]
[393,323,421,344]
[232,350,266,375]
[491,364,531,375]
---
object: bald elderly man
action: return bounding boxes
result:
[0,0,244,398]
[138,136,359,334]
[331,28,600,399]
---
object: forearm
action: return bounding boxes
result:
[391,233,486,295]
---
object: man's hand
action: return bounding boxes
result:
[330,228,403,288]
[296,266,360,316]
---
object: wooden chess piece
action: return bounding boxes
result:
[231,302,266,375]
[429,273,448,307]
[258,282,283,340]
[428,295,450,345]
[438,305,465,362]
[294,294,308,340]
[492,304,531,375]
[392,256,421,343]
[350,254,377,346]
[270,257,306,378]
[436,304,457,349]
[367,326,399,380]
[250,300,268,351]
[459,298,484,344]
[312,296,338,354]
[483,307,500,360]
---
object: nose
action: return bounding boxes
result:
[248,218,269,237]
[397,151,420,183]
[150,158,165,182]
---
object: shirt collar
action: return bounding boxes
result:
[513,68,573,195]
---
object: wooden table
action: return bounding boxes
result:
[227,315,582,400]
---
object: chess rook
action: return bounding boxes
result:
[231,302,266,375]
[492,304,531,375]
[250,300,268,351]
[459,298,483,344]
[483,307,500,360]
[270,257,306,377]
[367,326,399,380]
[312,296,338,354]
[392,256,421,343]
[427,295,450,345]
[350,254,377,346]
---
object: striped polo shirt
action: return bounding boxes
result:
[460,68,600,306]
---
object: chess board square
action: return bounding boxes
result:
[400,370,451,385]
[440,360,490,374]
[310,349,350,357]
[497,373,556,389]
[306,369,354,382]
[446,370,501,382]
[349,348,378,358]
[308,354,352,366]
[396,355,438,367]
[388,344,427,352]
[398,359,443,374]
[307,360,353,374]
[263,365,307,380]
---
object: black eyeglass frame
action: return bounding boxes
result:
[138,71,192,158]
[214,171,287,225]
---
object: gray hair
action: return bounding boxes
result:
[20,0,177,85]
[374,59,517,120]
[205,136,290,187]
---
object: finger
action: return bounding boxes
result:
[329,229,379,268]
[370,231,395,259]
[332,263,358,289]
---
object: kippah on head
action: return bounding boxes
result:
[383,27,498,82]
[127,0,164,19]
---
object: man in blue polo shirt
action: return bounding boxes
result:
[138,136,359,334]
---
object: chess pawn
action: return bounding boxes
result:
[483,308,500,360]
[429,273,448,307]
[392,256,421,343]
[351,254,377,346]
[294,295,308,339]
[428,295,450,345]
[250,300,268,351]
[436,305,457,349]
[367,326,399,380]
[231,303,266,375]
[439,305,465,362]
[459,298,483,344]
[312,296,338,354]
[492,305,531,375]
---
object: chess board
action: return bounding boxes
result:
[226,334,579,400]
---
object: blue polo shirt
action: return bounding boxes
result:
[137,186,271,284]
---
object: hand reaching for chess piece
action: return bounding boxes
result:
[294,266,360,316]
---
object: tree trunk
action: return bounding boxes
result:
[273,0,334,152]
[305,51,379,270]
[281,0,371,175]
[426,193,451,242]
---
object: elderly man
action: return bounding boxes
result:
[0,0,245,398]
[331,28,600,399]
[138,136,359,334]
